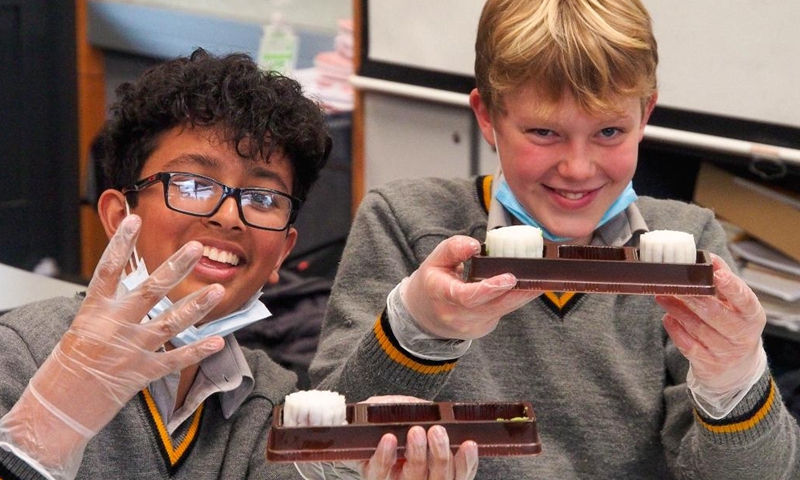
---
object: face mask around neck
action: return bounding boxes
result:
[119,202,271,346]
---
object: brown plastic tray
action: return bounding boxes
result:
[466,244,716,296]
[267,401,541,462]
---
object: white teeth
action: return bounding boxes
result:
[558,190,586,200]
[202,246,240,266]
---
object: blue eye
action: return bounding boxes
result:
[599,127,620,138]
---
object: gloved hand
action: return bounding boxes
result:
[399,235,541,341]
[658,253,768,419]
[294,396,479,480]
[0,214,226,480]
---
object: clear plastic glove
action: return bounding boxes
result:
[658,253,768,419]
[386,281,472,360]
[0,215,226,480]
[294,396,479,480]
[398,235,540,342]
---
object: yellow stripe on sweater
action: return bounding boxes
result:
[480,175,493,211]
[694,379,777,434]
[543,291,577,308]
[373,316,457,375]
[142,388,204,465]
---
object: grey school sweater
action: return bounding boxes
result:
[0,296,300,479]
[310,175,800,479]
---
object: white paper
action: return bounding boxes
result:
[741,265,800,302]
[730,239,800,278]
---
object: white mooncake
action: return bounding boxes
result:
[283,390,347,427]
[485,225,544,258]
[639,230,696,264]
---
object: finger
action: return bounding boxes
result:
[672,298,735,340]
[424,236,481,270]
[453,441,478,480]
[454,278,540,310]
[423,286,539,340]
[399,426,428,480]
[126,241,205,320]
[450,274,516,306]
[662,313,708,360]
[425,425,454,480]
[139,284,225,349]
[657,296,727,348]
[365,433,398,480]
[87,215,142,299]
[154,335,225,377]
[709,255,764,321]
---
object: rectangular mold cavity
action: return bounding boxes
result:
[367,403,440,423]
[468,244,715,296]
[267,401,541,462]
[558,245,630,261]
[452,402,529,421]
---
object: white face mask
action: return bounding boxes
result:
[119,202,271,346]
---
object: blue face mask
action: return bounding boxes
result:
[119,201,270,346]
[494,180,638,242]
[119,256,271,347]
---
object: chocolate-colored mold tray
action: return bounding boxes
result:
[467,244,715,295]
[267,401,541,462]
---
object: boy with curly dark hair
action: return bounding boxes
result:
[0,49,477,480]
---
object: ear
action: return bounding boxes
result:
[266,227,298,284]
[97,189,129,240]
[638,92,659,140]
[469,88,497,147]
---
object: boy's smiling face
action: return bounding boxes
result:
[100,125,297,322]
[473,86,656,244]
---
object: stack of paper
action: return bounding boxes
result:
[293,18,354,113]
[730,239,800,330]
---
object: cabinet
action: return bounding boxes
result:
[362,92,480,192]
[361,91,501,193]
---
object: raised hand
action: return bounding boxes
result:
[0,214,225,479]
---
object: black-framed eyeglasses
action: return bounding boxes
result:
[122,172,301,231]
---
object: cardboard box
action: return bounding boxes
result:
[693,163,800,262]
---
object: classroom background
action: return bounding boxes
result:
[1,0,799,410]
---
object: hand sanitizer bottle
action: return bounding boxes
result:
[257,11,298,75]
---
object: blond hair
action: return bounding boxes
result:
[474,0,658,116]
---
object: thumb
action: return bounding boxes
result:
[424,236,481,270]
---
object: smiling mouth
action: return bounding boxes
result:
[203,246,240,266]
[554,189,590,200]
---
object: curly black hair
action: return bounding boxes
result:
[99,48,331,205]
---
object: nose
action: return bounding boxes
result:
[205,195,245,230]
[557,141,596,180]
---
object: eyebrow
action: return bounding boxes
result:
[163,153,290,191]
[602,112,635,123]
[162,153,217,170]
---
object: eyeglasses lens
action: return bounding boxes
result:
[165,173,292,230]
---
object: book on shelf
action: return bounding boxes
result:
[728,238,800,331]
